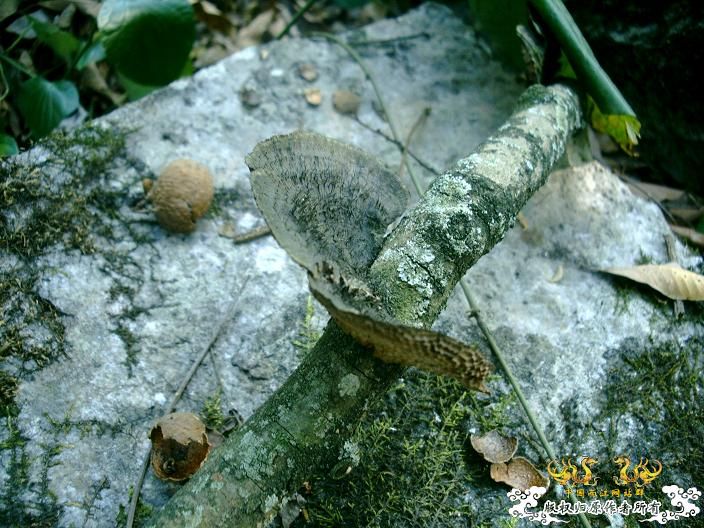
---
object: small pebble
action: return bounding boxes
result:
[333,90,361,115]
[304,88,322,106]
[298,63,318,82]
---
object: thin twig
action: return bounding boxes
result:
[353,117,441,176]
[0,63,9,103]
[313,32,401,142]
[665,234,685,318]
[0,53,34,77]
[325,30,593,528]
[126,454,151,528]
[125,276,251,528]
[347,32,430,46]
[399,107,431,181]
[618,175,676,224]
[209,350,226,395]
[233,225,271,244]
[276,0,321,40]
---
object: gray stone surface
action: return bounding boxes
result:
[433,162,704,525]
[1,3,702,527]
[0,4,522,526]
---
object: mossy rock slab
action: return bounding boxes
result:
[0,4,523,526]
[1,3,702,527]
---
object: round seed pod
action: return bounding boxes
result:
[149,159,214,233]
[333,90,361,115]
[149,412,211,481]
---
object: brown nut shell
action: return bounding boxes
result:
[333,90,360,115]
[470,429,518,464]
[149,159,214,233]
[490,457,549,490]
[149,412,211,481]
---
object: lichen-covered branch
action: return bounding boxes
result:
[146,84,582,527]
[370,84,583,324]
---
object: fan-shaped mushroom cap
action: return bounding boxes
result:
[308,262,493,393]
[245,131,409,276]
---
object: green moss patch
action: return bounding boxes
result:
[295,371,517,527]
[600,337,703,491]
[0,125,127,405]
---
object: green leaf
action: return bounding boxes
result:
[0,0,19,22]
[333,0,369,8]
[116,72,158,101]
[528,0,635,118]
[588,98,641,156]
[28,16,81,64]
[97,0,195,86]
[16,77,79,138]
[0,134,19,156]
[469,0,529,71]
[76,41,107,70]
[696,217,704,235]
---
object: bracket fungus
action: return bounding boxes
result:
[246,131,492,391]
[246,131,408,276]
[149,412,211,482]
[145,159,214,233]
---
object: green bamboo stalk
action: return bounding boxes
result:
[528,0,634,117]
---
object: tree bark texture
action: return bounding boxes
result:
[146,83,582,527]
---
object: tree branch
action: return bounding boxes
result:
[371,84,583,324]
[145,83,583,527]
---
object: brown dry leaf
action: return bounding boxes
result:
[193,43,231,68]
[80,63,125,106]
[268,12,287,38]
[358,2,389,23]
[301,1,341,23]
[670,225,704,248]
[304,88,322,106]
[670,207,704,223]
[39,0,100,18]
[191,0,233,33]
[624,176,684,202]
[470,430,517,463]
[19,50,35,74]
[603,262,704,301]
[490,457,549,490]
[516,211,529,230]
[0,100,23,137]
[235,9,275,49]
